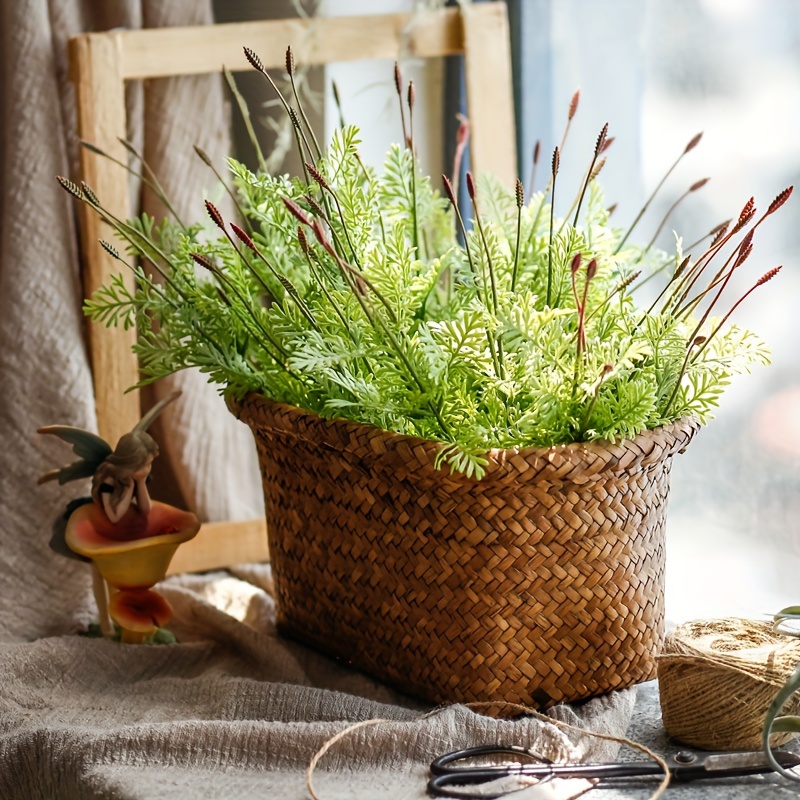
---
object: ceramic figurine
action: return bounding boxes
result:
[37,391,200,642]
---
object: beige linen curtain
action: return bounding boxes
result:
[0,0,263,644]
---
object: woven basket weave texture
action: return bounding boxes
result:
[235,394,698,707]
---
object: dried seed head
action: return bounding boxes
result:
[79,140,105,156]
[305,163,330,191]
[602,362,614,373]
[394,62,403,97]
[590,157,606,181]
[594,123,609,157]
[243,46,265,74]
[466,171,476,201]
[311,218,328,247]
[193,145,212,166]
[735,229,755,264]
[600,136,615,154]
[303,194,326,218]
[552,147,560,177]
[57,175,83,199]
[285,46,294,76]
[117,138,138,157]
[533,140,541,166]
[618,270,642,292]
[515,178,524,209]
[736,243,753,267]
[231,223,255,251]
[732,197,756,233]
[288,106,302,130]
[756,266,781,286]
[297,226,309,255]
[456,118,470,148]
[674,255,691,279]
[767,186,793,216]
[191,253,216,271]
[586,258,598,280]
[277,274,295,296]
[690,177,710,192]
[80,182,100,205]
[205,200,225,230]
[407,80,416,109]
[684,132,703,154]
[100,241,121,260]
[709,220,731,247]
[568,90,580,120]
[692,336,707,347]
[442,174,457,206]
[570,253,582,274]
[607,202,618,217]
[282,197,312,226]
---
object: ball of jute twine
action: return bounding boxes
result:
[658,617,800,751]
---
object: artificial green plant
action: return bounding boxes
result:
[763,607,800,781]
[60,47,791,479]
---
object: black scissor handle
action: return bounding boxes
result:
[428,769,546,799]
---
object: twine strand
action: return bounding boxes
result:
[306,701,670,800]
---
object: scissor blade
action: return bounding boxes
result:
[699,750,800,776]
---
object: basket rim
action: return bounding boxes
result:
[230,392,700,485]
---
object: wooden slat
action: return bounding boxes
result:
[114,7,466,80]
[462,3,517,187]
[69,34,140,446]
[166,518,269,575]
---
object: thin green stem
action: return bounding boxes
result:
[223,67,267,173]
[286,48,322,159]
[81,140,186,230]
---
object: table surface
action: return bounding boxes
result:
[604,681,800,799]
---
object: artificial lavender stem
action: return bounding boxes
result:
[242,47,310,182]
[467,173,504,375]
[305,162,360,265]
[662,266,782,418]
[81,140,187,230]
[222,67,267,173]
[331,80,346,129]
[546,147,560,306]
[193,145,251,231]
[557,90,580,157]
[511,179,524,291]
[685,219,731,252]
[285,46,322,159]
[527,140,541,198]
[394,63,409,147]
[467,172,499,314]
[231,222,317,328]
[690,266,782,365]
[615,131,703,254]
[407,80,420,255]
[451,116,470,201]
[572,124,609,229]
[639,178,709,260]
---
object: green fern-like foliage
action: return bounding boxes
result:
[80,120,779,479]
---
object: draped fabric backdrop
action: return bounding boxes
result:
[0,5,637,798]
[0,0,263,644]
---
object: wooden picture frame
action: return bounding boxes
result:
[68,3,516,575]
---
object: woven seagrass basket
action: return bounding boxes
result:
[234,393,698,707]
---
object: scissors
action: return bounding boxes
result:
[428,744,800,798]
